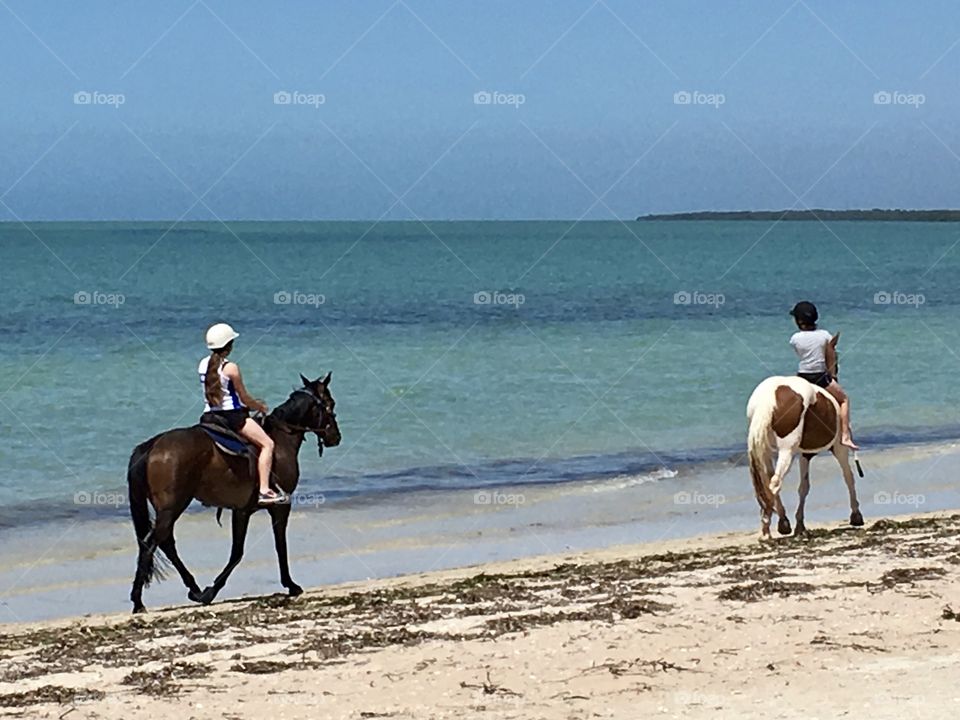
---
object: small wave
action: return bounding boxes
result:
[591,466,679,492]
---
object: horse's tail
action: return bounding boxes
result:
[127,435,166,586]
[746,382,776,509]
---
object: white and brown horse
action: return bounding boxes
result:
[745,335,863,539]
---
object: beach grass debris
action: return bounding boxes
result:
[942,605,960,622]
[870,566,946,592]
[0,685,105,707]
[460,670,521,697]
[121,661,212,696]
[717,580,816,603]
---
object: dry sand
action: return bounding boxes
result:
[1,512,959,719]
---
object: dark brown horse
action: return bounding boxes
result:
[127,373,341,613]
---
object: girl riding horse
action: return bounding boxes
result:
[200,322,287,504]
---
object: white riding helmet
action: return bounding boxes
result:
[205,323,240,350]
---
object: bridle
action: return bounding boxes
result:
[269,389,335,441]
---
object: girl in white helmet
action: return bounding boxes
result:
[199,323,286,505]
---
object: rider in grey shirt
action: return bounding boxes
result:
[789,301,859,450]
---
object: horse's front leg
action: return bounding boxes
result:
[794,454,812,535]
[832,445,864,526]
[268,504,302,596]
[198,508,252,605]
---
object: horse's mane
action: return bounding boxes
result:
[265,389,314,429]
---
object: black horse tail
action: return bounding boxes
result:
[127,436,167,586]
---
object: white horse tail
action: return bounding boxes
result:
[746,381,777,509]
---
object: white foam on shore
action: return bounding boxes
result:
[590,467,679,492]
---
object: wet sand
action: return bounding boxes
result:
[1,512,959,718]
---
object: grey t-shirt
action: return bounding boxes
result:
[790,328,832,373]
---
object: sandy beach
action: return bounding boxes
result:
[1,511,958,719]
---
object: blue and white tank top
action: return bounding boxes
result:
[198,356,245,411]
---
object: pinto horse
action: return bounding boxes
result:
[745,335,863,539]
[127,373,341,613]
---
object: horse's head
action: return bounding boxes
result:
[298,372,342,454]
[828,332,840,378]
[271,372,341,455]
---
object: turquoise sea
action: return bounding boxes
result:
[1,220,959,524]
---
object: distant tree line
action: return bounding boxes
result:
[636,209,960,222]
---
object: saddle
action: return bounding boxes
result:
[197,414,258,457]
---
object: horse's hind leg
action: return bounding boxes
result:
[198,509,252,605]
[159,531,203,602]
[130,508,178,613]
[131,535,156,614]
[770,447,795,536]
[795,454,812,534]
[832,445,864,526]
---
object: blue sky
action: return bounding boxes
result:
[2,0,960,220]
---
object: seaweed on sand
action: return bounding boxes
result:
[121,661,213,696]
[717,580,817,603]
[0,685,105,707]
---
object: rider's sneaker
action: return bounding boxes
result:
[258,489,288,505]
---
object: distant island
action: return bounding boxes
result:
[636,209,960,222]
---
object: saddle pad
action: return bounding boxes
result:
[199,423,250,456]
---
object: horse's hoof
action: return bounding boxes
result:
[794,523,807,536]
[850,511,864,527]
[287,583,303,597]
[198,587,217,605]
[777,518,792,536]
[132,605,146,614]
[188,589,204,604]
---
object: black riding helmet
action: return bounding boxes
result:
[790,300,818,325]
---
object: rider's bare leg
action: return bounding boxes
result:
[825,381,858,450]
[239,418,276,496]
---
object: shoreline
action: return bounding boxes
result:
[4,438,960,623]
[2,510,958,718]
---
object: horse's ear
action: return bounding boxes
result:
[830,332,840,347]
[320,371,332,387]
[300,373,311,387]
